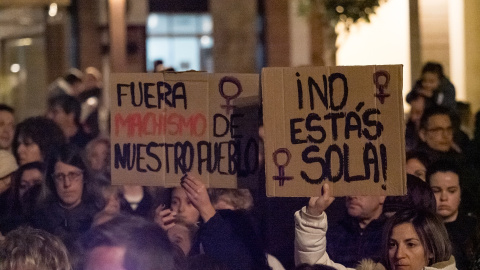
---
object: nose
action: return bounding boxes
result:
[395,244,406,259]
[177,201,185,213]
[440,191,448,201]
[63,177,72,188]
[17,143,26,155]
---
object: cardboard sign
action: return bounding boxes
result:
[262,65,406,197]
[110,72,260,187]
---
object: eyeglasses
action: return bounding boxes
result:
[52,170,83,183]
[426,126,453,135]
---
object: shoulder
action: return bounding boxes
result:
[427,256,457,270]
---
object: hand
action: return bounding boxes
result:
[181,174,216,222]
[418,88,433,97]
[154,204,177,231]
[306,183,335,216]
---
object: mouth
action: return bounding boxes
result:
[347,202,361,208]
[394,264,409,269]
[438,205,450,211]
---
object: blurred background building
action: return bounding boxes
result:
[0,0,479,122]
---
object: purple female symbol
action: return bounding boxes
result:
[373,70,390,104]
[219,76,243,115]
[272,148,293,186]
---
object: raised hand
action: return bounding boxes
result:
[306,183,335,216]
[181,174,216,222]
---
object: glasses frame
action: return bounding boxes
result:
[52,170,84,184]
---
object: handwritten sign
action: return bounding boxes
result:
[110,72,260,187]
[262,65,406,197]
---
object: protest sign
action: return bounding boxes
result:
[110,72,260,187]
[262,65,406,197]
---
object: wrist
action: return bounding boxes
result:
[200,205,216,222]
[306,206,323,216]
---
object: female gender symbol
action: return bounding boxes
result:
[219,76,243,115]
[272,148,293,186]
[373,70,390,104]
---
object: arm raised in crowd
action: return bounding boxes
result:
[294,184,353,270]
[182,174,269,270]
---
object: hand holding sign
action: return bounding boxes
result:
[262,65,406,197]
[181,174,216,222]
[306,183,335,216]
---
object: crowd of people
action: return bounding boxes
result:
[0,62,479,270]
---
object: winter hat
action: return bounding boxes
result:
[0,150,18,179]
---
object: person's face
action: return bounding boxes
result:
[47,105,72,130]
[16,136,43,165]
[19,168,43,197]
[406,158,427,181]
[0,111,14,150]
[167,223,192,256]
[102,189,121,214]
[388,223,428,270]
[421,72,440,93]
[409,98,425,128]
[85,246,126,270]
[429,171,461,222]
[346,196,385,220]
[89,142,109,171]
[53,161,84,209]
[171,187,200,225]
[420,114,453,152]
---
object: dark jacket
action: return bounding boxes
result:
[32,200,99,246]
[326,214,387,268]
[445,214,478,270]
[193,209,270,270]
[407,78,456,111]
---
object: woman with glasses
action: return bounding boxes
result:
[32,144,101,248]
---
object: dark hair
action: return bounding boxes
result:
[80,215,185,270]
[406,90,425,105]
[64,68,83,85]
[11,161,46,205]
[48,94,82,126]
[12,116,66,164]
[382,208,451,269]
[426,159,461,187]
[0,104,14,114]
[406,150,431,169]
[421,62,445,79]
[383,174,437,213]
[419,106,453,130]
[45,144,93,203]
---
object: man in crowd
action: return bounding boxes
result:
[326,195,386,268]
[417,106,462,162]
[0,104,15,152]
[47,94,93,149]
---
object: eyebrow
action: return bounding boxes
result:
[404,238,420,242]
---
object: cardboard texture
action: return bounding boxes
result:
[110,72,260,187]
[262,65,406,197]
